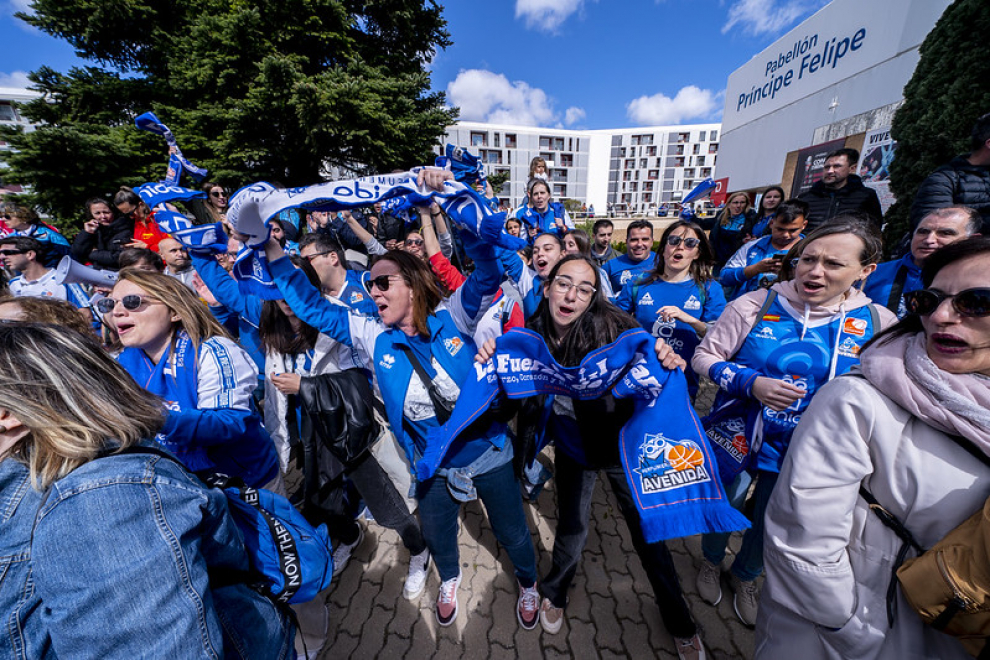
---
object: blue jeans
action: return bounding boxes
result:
[701,470,779,582]
[417,460,537,586]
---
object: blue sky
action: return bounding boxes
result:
[0,0,831,129]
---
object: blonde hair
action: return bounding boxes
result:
[0,322,165,489]
[114,268,229,347]
[719,192,751,227]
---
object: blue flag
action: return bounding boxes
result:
[424,327,751,543]
[170,222,229,255]
[681,177,716,205]
[153,209,195,235]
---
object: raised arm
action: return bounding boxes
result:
[190,252,263,325]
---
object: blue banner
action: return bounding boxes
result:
[136,182,206,209]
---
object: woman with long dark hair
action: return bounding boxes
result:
[709,191,755,272]
[479,254,708,659]
[617,220,726,400]
[749,185,785,240]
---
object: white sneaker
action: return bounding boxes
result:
[403,548,431,600]
[332,523,364,578]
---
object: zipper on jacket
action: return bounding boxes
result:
[935,551,979,612]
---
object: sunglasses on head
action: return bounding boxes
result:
[904,288,990,317]
[364,275,401,293]
[95,294,160,314]
[667,235,700,248]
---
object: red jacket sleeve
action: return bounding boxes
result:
[429,252,467,291]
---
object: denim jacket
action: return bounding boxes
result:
[0,451,293,660]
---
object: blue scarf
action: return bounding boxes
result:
[434,144,485,184]
[117,331,211,471]
[223,172,527,299]
[134,112,209,183]
[423,328,750,543]
[136,182,206,209]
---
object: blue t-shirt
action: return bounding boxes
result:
[616,277,725,397]
[862,254,921,319]
[601,252,656,294]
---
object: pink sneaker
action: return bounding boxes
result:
[435,573,461,626]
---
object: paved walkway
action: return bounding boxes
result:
[318,380,756,659]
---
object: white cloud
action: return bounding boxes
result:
[515,0,584,33]
[626,86,720,126]
[564,106,585,126]
[448,69,566,127]
[0,70,32,88]
[722,0,830,36]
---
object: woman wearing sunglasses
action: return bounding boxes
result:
[691,219,896,628]
[755,237,990,659]
[262,229,541,630]
[102,268,280,490]
[616,220,725,401]
[0,323,293,660]
[113,187,168,253]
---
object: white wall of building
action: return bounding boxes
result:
[717,0,951,192]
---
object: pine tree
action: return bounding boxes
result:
[0,0,457,227]
[885,0,990,250]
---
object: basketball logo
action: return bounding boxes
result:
[666,444,705,471]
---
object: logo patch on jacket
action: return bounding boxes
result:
[684,295,701,311]
[380,354,396,369]
[837,336,862,358]
[444,337,463,356]
[349,291,365,304]
[843,318,868,337]
[639,292,654,305]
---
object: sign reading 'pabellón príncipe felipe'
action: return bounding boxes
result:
[736,27,866,114]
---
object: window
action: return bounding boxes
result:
[552,137,565,151]
[684,168,696,178]
[709,143,719,154]
[674,157,685,167]
[701,168,712,177]
[693,144,700,155]
[643,193,653,203]
[553,184,566,197]
[643,181,654,192]
[696,156,706,166]
[0,104,17,121]
[675,145,685,155]
[648,170,659,180]
[699,131,707,141]
[683,180,694,190]
[559,153,574,167]
[710,130,718,141]
[539,136,551,149]
[629,182,638,192]
[619,147,627,158]
[623,171,632,181]
[639,158,648,168]
[647,146,657,157]
[505,134,517,148]
[624,159,635,169]
[677,132,690,143]
[494,133,500,148]
[470,132,487,147]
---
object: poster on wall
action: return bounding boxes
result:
[859,127,897,215]
[791,138,846,195]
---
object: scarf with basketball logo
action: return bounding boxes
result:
[423,327,750,542]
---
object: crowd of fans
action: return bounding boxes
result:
[1,114,990,660]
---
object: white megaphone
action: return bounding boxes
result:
[54,256,119,288]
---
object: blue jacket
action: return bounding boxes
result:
[720,235,801,299]
[193,253,267,374]
[269,247,505,472]
[0,453,293,660]
[513,203,572,239]
[862,253,922,318]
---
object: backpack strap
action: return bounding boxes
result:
[397,345,453,424]
[886,264,910,313]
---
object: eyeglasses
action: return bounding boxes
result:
[303,250,333,262]
[364,275,402,293]
[666,235,701,249]
[95,294,162,314]
[551,276,596,301]
[210,191,227,198]
[904,288,990,318]
[0,249,25,256]
[404,239,424,247]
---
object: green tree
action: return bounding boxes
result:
[1,0,457,228]
[486,169,511,197]
[885,0,990,251]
